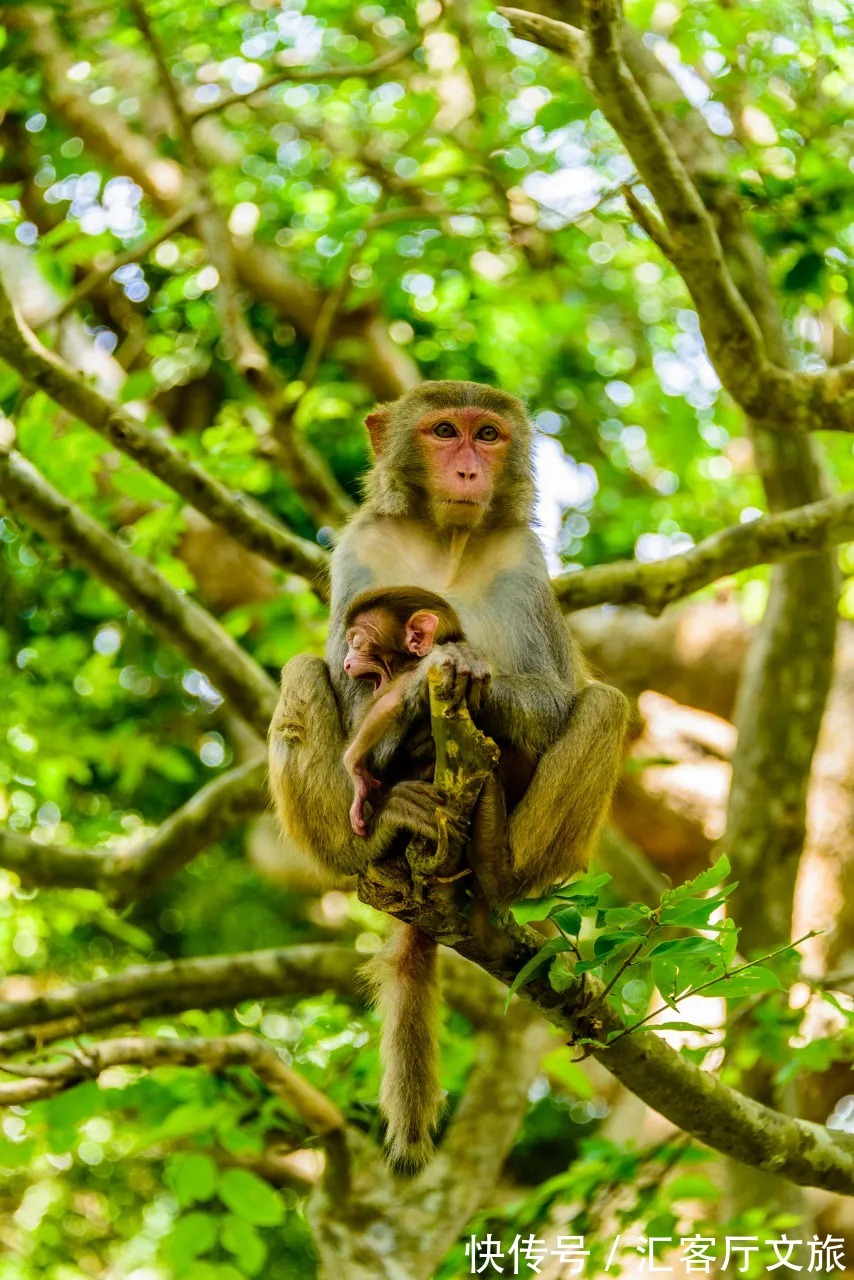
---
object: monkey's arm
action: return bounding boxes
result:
[269,655,465,876]
[343,679,409,779]
[477,671,574,753]
[343,680,411,836]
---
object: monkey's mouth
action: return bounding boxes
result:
[355,672,384,692]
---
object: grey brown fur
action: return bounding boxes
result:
[268,380,629,1167]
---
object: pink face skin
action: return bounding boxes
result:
[417,408,510,525]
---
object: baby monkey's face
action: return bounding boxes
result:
[344,606,440,691]
[344,609,394,690]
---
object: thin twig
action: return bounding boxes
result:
[50,201,202,324]
[191,32,429,121]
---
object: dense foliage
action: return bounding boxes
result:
[0,0,852,1274]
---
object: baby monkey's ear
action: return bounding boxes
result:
[404,611,440,657]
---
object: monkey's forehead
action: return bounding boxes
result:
[345,609,392,640]
[405,381,529,421]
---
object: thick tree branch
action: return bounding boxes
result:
[2,916,851,1192]
[0,274,328,590]
[0,945,360,1040]
[498,4,853,434]
[553,492,854,614]
[0,944,507,1057]
[0,758,267,903]
[360,870,854,1196]
[0,449,277,736]
[505,0,840,1018]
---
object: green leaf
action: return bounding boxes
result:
[662,855,731,905]
[653,1022,712,1033]
[218,1168,285,1226]
[782,251,824,293]
[549,954,577,992]
[557,872,612,900]
[537,98,588,131]
[220,1216,268,1276]
[119,368,158,402]
[720,917,738,967]
[648,936,720,958]
[667,1174,719,1200]
[166,1152,218,1207]
[602,905,652,927]
[166,1212,218,1269]
[541,1047,595,1098]
[551,906,582,936]
[658,887,736,927]
[111,466,174,504]
[511,895,564,924]
[505,936,572,1007]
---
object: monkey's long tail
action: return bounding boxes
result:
[362,921,442,1171]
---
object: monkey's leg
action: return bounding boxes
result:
[268,655,467,877]
[507,682,629,898]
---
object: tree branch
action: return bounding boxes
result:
[0,945,361,1041]
[0,449,277,736]
[498,4,853,434]
[128,0,272,386]
[127,0,355,529]
[0,758,267,903]
[0,1033,347,1140]
[362,872,854,1195]
[0,273,328,590]
[3,913,850,1193]
[553,492,854,614]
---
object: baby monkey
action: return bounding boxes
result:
[342,586,464,835]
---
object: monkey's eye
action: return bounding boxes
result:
[477,424,500,442]
[432,420,458,439]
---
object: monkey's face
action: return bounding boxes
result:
[416,407,510,528]
[344,610,398,690]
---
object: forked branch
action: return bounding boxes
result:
[497,3,853,434]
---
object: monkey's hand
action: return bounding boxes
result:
[349,765,382,836]
[378,780,469,846]
[422,642,491,716]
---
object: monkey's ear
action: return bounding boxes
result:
[405,611,440,657]
[365,407,390,455]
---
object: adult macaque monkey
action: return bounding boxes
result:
[268,380,629,1167]
[342,586,465,835]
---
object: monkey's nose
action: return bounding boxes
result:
[344,656,352,673]
[457,470,477,481]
